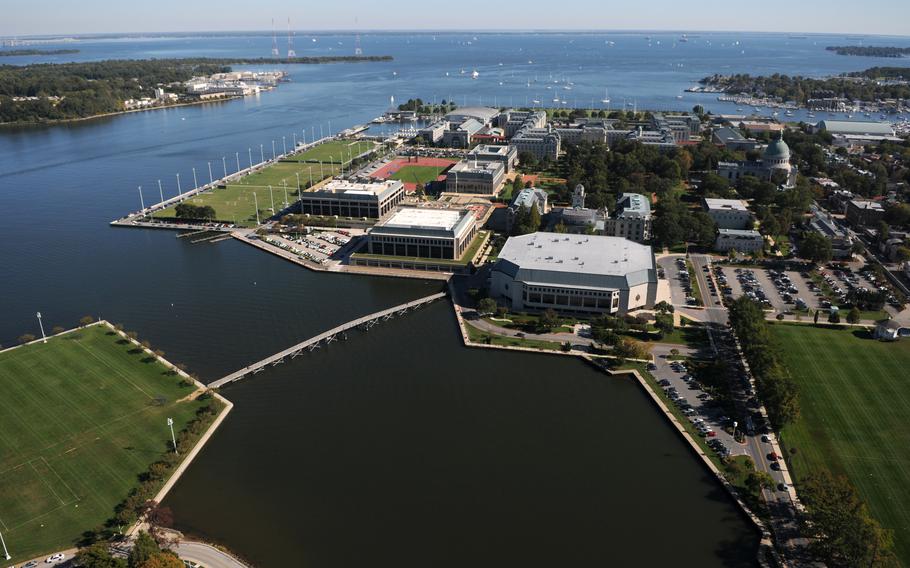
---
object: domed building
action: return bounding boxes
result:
[717,133,797,188]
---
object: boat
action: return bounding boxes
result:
[471,69,479,79]
[601,88,611,104]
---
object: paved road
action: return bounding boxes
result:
[174,542,248,568]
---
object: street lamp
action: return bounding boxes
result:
[138,185,145,211]
[268,185,275,213]
[158,180,164,203]
[253,192,260,225]
[271,140,276,159]
[222,156,227,178]
[249,147,253,169]
[176,173,181,194]
[167,417,178,455]
[235,152,241,173]
[36,312,47,343]
[1,528,11,560]
[208,162,214,185]
[282,136,287,155]
[260,144,265,164]
[732,421,738,442]
[295,172,301,190]
[192,167,198,190]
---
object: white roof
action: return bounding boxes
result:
[384,208,463,230]
[704,198,748,212]
[318,180,401,196]
[497,233,654,285]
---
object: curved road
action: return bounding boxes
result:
[174,541,248,568]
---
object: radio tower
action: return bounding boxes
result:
[354,34,363,56]
[270,19,279,57]
[286,17,296,59]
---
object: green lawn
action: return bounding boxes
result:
[464,321,564,351]
[286,140,377,163]
[771,324,910,564]
[0,325,207,561]
[154,161,340,226]
[389,165,448,185]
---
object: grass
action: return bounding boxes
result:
[154,161,340,226]
[388,165,449,185]
[686,260,704,306]
[0,325,208,562]
[770,323,910,564]
[464,321,565,351]
[286,140,377,163]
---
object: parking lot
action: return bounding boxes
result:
[715,266,825,314]
[657,255,701,308]
[264,229,356,265]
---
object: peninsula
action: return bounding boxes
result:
[826,45,910,57]
[0,48,80,57]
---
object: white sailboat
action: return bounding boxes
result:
[601,88,611,104]
[471,69,479,79]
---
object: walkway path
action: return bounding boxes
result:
[173,541,249,568]
[209,291,447,388]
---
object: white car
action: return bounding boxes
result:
[45,553,66,564]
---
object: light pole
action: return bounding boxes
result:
[1,528,11,560]
[283,182,288,207]
[260,144,265,164]
[292,133,296,149]
[268,185,275,213]
[328,120,332,136]
[319,161,323,178]
[158,180,164,203]
[295,172,300,190]
[271,140,276,159]
[732,421,738,442]
[311,126,315,142]
[138,185,145,211]
[36,312,47,343]
[235,152,240,173]
[248,147,253,169]
[319,124,323,139]
[192,167,198,190]
[222,156,227,178]
[167,418,178,455]
[176,173,181,195]
[309,169,313,187]
[208,161,214,185]
[282,136,287,155]
[253,192,260,225]
[329,155,334,178]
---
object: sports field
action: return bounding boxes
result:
[389,164,449,185]
[287,140,377,163]
[0,325,206,561]
[771,323,910,563]
[154,161,339,226]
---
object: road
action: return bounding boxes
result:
[174,541,249,568]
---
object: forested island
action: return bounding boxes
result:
[699,66,910,105]
[0,55,393,124]
[827,46,910,58]
[0,48,80,57]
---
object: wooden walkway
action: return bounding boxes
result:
[208,291,447,388]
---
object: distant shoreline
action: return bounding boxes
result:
[0,48,80,57]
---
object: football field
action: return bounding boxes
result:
[0,325,206,562]
[772,324,910,564]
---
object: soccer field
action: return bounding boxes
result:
[287,140,377,163]
[389,165,448,185]
[154,161,339,226]
[771,324,910,564]
[0,325,207,562]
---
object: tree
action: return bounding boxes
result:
[18,333,36,344]
[613,338,651,361]
[745,470,775,494]
[846,307,861,325]
[76,543,127,568]
[138,553,183,568]
[128,532,161,568]
[800,469,894,567]
[654,314,675,339]
[52,325,65,335]
[476,297,497,316]
[799,232,833,264]
[654,300,674,314]
[537,309,560,333]
[828,310,841,324]
[80,315,94,327]
[813,310,820,324]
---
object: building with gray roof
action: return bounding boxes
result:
[604,193,652,243]
[468,144,518,173]
[445,159,506,194]
[299,179,405,218]
[490,233,658,314]
[816,120,895,137]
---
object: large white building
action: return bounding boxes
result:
[490,233,658,314]
[298,180,405,218]
[714,229,764,253]
[703,198,754,230]
[445,160,506,194]
[366,207,477,260]
[604,192,652,243]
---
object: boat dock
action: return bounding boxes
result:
[208,291,447,388]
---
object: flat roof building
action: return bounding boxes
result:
[445,107,500,126]
[703,198,754,230]
[816,120,895,137]
[445,159,506,195]
[298,179,405,218]
[468,144,518,173]
[715,229,764,253]
[491,233,658,315]
[367,207,478,260]
[846,199,886,227]
[604,192,652,243]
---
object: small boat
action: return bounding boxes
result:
[471,69,479,79]
[601,88,611,104]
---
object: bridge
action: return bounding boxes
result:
[209,291,447,388]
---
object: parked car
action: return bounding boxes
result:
[45,554,66,564]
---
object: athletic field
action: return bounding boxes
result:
[154,161,339,226]
[0,325,206,561]
[389,165,449,185]
[286,140,377,163]
[772,324,910,563]
[371,157,456,191]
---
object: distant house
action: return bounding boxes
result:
[874,319,908,341]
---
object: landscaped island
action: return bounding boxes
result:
[699,66,910,106]
[0,55,393,124]
[0,48,80,57]
[827,46,910,58]
[0,322,226,562]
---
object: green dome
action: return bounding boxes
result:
[764,137,791,161]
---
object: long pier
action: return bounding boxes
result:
[209,291,447,388]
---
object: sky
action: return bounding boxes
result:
[3,0,910,37]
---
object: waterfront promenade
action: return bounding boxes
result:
[209,291,447,388]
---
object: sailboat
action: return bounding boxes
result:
[471,69,479,79]
[601,88,611,105]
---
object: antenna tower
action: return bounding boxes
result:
[287,17,296,59]
[271,19,279,56]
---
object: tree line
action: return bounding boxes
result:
[699,69,910,104]
[0,48,80,57]
[827,46,910,58]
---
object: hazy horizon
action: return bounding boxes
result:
[3,0,910,38]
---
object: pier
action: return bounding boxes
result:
[209,291,447,388]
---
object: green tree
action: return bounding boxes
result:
[829,310,841,324]
[76,543,127,568]
[846,307,861,325]
[476,297,497,315]
[18,333,35,344]
[79,315,94,326]
[128,532,161,568]
[654,313,675,339]
[536,309,560,333]
[799,232,833,264]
